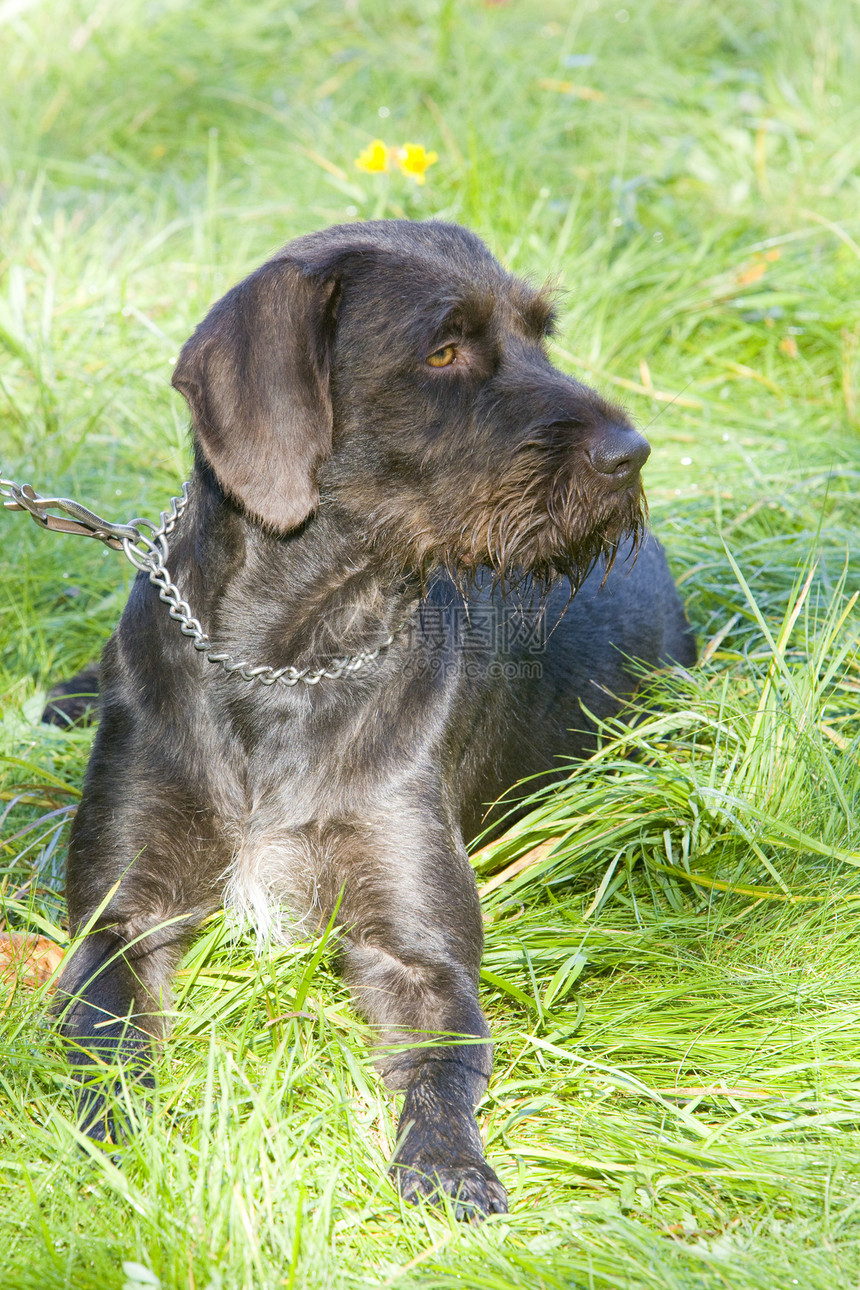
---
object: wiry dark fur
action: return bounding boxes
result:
[55,220,695,1221]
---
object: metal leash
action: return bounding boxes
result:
[1,472,395,687]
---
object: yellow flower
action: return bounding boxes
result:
[355,139,390,173]
[354,139,439,184]
[394,142,438,185]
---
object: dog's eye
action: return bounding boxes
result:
[426,345,457,368]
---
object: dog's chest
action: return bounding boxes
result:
[217,749,421,950]
[223,809,333,949]
[200,649,461,948]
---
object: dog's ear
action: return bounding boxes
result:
[172,257,339,532]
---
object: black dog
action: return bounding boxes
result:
[57,219,695,1219]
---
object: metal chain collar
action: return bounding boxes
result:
[1,472,395,687]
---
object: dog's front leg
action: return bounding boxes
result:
[58,923,176,1141]
[58,742,224,1141]
[389,981,507,1221]
[339,833,507,1220]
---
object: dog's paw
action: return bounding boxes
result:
[70,1087,116,1147]
[74,1070,153,1146]
[395,1157,508,1222]
[75,1084,127,1145]
[392,1086,508,1221]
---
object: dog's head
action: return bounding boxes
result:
[173,220,648,586]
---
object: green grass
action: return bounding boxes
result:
[2,0,860,1285]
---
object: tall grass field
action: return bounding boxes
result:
[2,1,860,1286]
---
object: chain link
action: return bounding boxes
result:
[2,471,395,688]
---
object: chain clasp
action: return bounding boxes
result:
[0,477,141,550]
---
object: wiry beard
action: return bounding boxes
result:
[362,440,648,597]
[464,465,647,594]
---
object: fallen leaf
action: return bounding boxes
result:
[0,933,64,998]
[736,262,767,285]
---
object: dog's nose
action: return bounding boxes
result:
[586,425,651,486]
